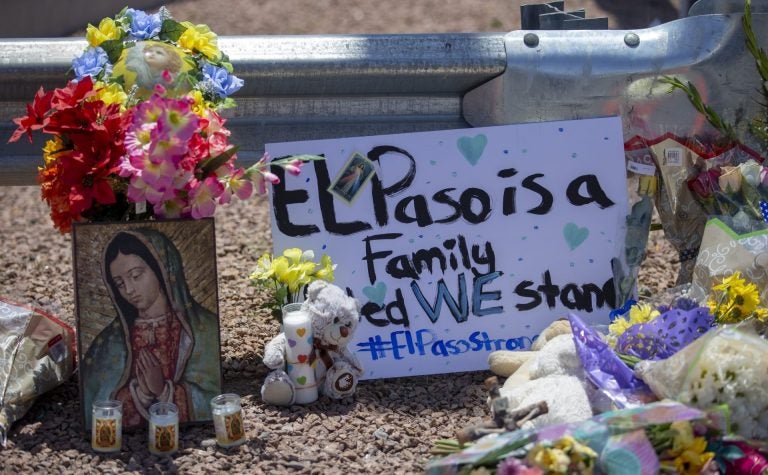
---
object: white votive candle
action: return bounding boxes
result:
[211,394,246,448]
[149,402,179,455]
[91,400,122,453]
[281,303,318,404]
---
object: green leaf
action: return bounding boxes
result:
[660,76,738,142]
[160,19,187,43]
[99,39,125,65]
[197,146,239,177]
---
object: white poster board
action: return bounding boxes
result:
[266,116,628,379]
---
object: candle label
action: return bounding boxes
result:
[93,418,118,449]
[215,411,245,444]
[152,424,178,453]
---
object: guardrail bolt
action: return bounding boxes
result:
[624,32,640,47]
[523,33,540,47]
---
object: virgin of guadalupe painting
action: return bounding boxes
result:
[72,219,222,432]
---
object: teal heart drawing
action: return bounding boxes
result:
[363,281,387,305]
[563,223,589,250]
[457,134,488,166]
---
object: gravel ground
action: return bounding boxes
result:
[1,1,682,473]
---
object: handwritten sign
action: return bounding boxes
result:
[266,117,628,379]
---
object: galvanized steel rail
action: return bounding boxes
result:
[0,35,506,185]
[1,0,766,186]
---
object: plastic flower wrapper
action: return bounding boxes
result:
[614,304,714,361]
[567,313,656,409]
[616,140,657,306]
[634,324,768,439]
[249,248,336,322]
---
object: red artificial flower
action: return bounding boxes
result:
[687,168,721,200]
[8,87,54,143]
[50,76,96,111]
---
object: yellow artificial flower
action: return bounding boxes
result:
[527,445,570,473]
[709,272,763,323]
[178,22,220,60]
[187,90,209,116]
[282,247,304,265]
[92,82,128,109]
[672,438,714,475]
[663,421,715,475]
[42,137,66,166]
[86,18,121,48]
[628,303,660,325]
[249,253,274,281]
[608,302,660,339]
[315,254,335,281]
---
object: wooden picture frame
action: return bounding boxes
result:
[72,219,222,433]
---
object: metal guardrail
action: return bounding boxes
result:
[0,35,506,185]
[0,0,766,186]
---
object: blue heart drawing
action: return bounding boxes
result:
[457,134,488,166]
[563,223,589,250]
[363,281,387,305]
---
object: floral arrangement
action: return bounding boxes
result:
[686,158,768,227]
[707,271,768,325]
[249,248,336,322]
[428,401,768,475]
[660,0,768,228]
[8,7,314,232]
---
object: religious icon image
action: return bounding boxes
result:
[112,40,192,98]
[73,219,222,431]
[328,152,376,204]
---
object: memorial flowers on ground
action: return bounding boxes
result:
[8,7,316,232]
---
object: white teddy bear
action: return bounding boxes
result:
[261,281,364,405]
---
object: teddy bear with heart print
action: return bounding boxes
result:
[261,280,364,405]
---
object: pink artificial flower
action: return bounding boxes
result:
[154,197,185,219]
[188,176,224,219]
[203,109,229,136]
[254,169,280,195]
[284,159,303,176]
[760,165,768,187]
[220,168,254,204]
[250,153,280,194]
[126,175,166,206]
[208,131,230,156]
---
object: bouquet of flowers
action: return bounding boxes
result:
[686,157,768,229]
[249,248,336,322]
[661,0,768,231]
[8,7,314,232]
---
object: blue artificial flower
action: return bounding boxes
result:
[72,47,112,80]
[201,63,244,98]
[125,8,162,40]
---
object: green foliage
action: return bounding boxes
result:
[160,19,187,43]
[99,39,125,65]
[198,146,239,178]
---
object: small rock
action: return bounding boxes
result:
[201,438,217,448]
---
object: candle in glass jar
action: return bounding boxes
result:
[149,402,179,455]
[281,303,318,404]
[91,400,122,453]
[210,394,246,447]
